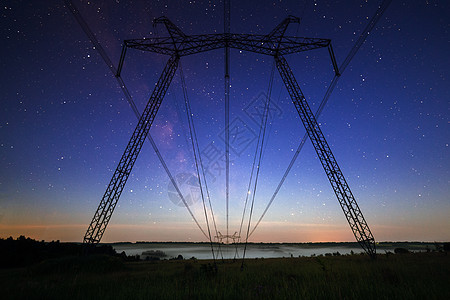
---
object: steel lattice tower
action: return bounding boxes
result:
[83,16,376,258]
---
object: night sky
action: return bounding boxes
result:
[1,0,448,243]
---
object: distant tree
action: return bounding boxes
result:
[434,242,443,252]
[394,248,409,254]
[443,242,450,252]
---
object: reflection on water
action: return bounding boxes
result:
[113,243,370,260]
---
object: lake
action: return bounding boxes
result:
[112,243,371,260]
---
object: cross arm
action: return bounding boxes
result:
[124,34,330,57]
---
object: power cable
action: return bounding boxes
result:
[224,0,231,245]
[240,62,276,266]
[249,0,393,237]
[64,0,208,239]
[179,62,223,262]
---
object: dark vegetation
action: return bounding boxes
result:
[0,236,133,268]
[1,237,449,299]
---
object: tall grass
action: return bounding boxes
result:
[1,252,449,299]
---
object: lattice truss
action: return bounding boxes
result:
[83,15,376,258]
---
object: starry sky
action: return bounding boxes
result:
[1,0,448,243]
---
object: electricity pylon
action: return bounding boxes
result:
[84,16,376,258]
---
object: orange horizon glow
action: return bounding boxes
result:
[1,221,448,243]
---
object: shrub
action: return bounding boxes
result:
[394,248,409,254]
[443,242,450,252]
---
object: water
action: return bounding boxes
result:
[112,243,369,260]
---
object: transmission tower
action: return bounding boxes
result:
[83,15,376,258]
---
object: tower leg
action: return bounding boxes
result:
[274,55,376,258]
[84,55,179,244]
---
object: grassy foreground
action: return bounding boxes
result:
[1,252,449,299]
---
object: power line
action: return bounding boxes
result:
[224,0,231,244]
[179,62,222,262]
[249,0,393,237]
[241,62,275,267]
[64,0,208,239]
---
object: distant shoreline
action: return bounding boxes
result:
[111,241,442,260]
[107,241,441,247]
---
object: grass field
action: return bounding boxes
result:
[1,252,449,299]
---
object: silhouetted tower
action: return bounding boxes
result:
[83,16,376,258]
